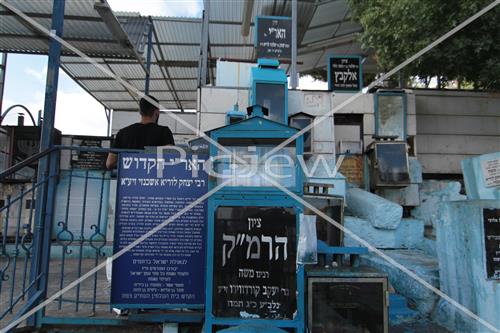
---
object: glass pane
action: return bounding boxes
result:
[256,83,285,123]
[311,281,384,333]
[376,143,410,184]
[290,118,312,153]
[377,94,404,139]
[215,138,296,188]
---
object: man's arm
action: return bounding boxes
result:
[166,127,175,145]
[107,131,121,169]
[106,152,118,169]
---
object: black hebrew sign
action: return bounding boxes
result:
[483,208,500,279]
[256,16,292,59]
[213,206,296,319]
[328,56,362,91]
[70,136,110,170]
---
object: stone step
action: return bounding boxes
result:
[389,293,419,325]
[361,249,440,315]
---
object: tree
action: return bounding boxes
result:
[348,0,500,90]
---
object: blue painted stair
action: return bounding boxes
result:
[389,293,419,325]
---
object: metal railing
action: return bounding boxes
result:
[0,146,136,330]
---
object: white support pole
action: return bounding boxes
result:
[291,0,298,89]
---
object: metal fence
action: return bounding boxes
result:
[0,147,122,330]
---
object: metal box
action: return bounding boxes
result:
[303,194,344,247]
[367,141,410,189]
[307,271,388,333]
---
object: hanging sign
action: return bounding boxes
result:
[256,16,292,59]
[328,55,362,91]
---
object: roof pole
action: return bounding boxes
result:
[200,0,210,86]
[291,0,298,89]
[0,53,7,113]
[28,0,65,327]
[145,18,153,94]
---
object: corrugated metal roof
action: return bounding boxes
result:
[0,0,374,113]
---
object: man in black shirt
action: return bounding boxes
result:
[106,95,175,169]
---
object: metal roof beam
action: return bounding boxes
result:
[88,89,195,93]
[152,17,253,26]
[155,42,253,47]
[0,33,118,44]
[298,34,359,56]
[151,25,184,111]
[101,58,140,103]
[94,1,148,74]
[101,99,196,102]
[0,3,50,48]
[76,77,198,81]
[0,11,104,22]
[307,17,353,32]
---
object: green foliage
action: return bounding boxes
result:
[348,0,500,90]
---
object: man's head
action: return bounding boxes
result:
[139,95,160,121]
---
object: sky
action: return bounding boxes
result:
[0,0,327,136]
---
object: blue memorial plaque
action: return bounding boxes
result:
[111,152,208,308]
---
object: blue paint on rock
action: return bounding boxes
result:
[346,188,403,230]
[434,200,500,332]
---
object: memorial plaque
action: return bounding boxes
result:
[70,136,110,170]
[213,206,296,319]
[256,16,292,59]
[308,278,386,333]
[483,208,500,279]
[481,158,500,188]
[111,152,208,307]
[328,56,362,91]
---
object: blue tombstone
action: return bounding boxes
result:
[204,105,306,332]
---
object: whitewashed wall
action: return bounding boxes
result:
[110,87,500,175]
[288,90,335,156]
[111,109,198,146]
[332,92,417,151]
[411,89,500,174]
[199,87,250,132]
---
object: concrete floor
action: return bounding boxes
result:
[1,258,452,332]
[0,257,113,329]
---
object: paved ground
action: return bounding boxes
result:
[1,258,452,332]
[1,257,113,328]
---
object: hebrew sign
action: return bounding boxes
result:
[213,206,297,319]
[111,152,208,307]
[328,56,362,91]
[256,16,292,59]
[70,136,110,170]
[483,208,500,279]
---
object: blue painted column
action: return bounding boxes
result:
[144,18,153,95]
[28,0,65,326]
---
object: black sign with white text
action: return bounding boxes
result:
[256,16,292,59]
[213,206,296,319]
[70,136,110,170]
[483,208,500,279]
[328,56,362,91]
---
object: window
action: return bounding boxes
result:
[255,83,285,123]
[289,114,313,154]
